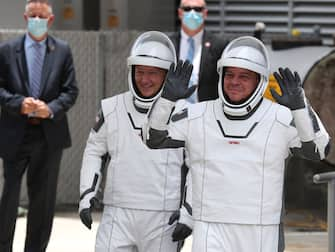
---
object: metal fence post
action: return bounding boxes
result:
[313,171,335,252]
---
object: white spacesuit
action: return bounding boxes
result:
[146,36,330,251]
[79,31,187,252]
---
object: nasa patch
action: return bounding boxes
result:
[93,110,105,132]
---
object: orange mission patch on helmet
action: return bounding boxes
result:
[264,74,282,102]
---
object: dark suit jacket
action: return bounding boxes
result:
[169,30,228,101]
[0,34,79,160]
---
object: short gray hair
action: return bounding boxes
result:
[25,0,53,14]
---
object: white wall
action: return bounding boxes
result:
[0,0,28,29]
[55,0,83,30]
[128,0,175,31]
[0,0,82,30]
[100,0,175,31]
[0,0,175,31]
[100,0,128,30]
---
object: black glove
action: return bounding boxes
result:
[168,210,192,242]
[79,208,92,230]
[79,197,100,230]
[161,60,195,102]
[168,210,180,225]
[171,223,192,242]
[271,67,306,110]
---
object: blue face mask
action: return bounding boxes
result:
[27,17,49,38]
[182,10,204,31]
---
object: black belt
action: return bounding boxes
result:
[27,117,42,125]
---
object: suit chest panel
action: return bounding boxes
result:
[187,102,290,174]
[105,95,183,166]
[104,95,183,202]
[105,97,146,157]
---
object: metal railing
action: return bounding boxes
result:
[313,171,335,252]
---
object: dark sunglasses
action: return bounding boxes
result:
[181,6,205,12]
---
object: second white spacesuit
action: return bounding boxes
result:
[146,36,330,251]
[79,31,187,252]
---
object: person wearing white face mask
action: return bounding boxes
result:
[168,0,229,103]
[27,16,50,39]
[25,0,54,41]
[0,0,78,251]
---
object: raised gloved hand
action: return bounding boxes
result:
[79,197,99,230]
[161,60,195,102]
[168,210,192,242]
[271,67,306,110]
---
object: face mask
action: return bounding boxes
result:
[27,17,49,38]
[182,10,204,31]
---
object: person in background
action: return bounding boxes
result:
[79,31,190,252]
[169,0,228,103]
[0,0,79,251]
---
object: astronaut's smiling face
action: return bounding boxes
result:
[223,67,259,103]
[134,65,167,98]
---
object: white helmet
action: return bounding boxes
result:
[127,31,177,110]
[217,36,270,117]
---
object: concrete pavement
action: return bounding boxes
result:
[13,211,328,252]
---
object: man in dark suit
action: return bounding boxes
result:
[0,0,78,251]
[169,0,228,102]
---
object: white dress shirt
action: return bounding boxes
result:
[179,29,203,102]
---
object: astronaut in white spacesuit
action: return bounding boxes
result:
[79,31,191,252]
[145,36,331,251]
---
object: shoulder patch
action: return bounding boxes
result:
[101,95,119,116]
[93,110,105,132]
[171,108,188,122]
[275,104,293,127]
[188,101,208,120]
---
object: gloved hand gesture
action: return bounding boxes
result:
[271,67,306,110]
[79,208,92,230]
[79,197,99,230]
[168,210,180,224]
[161,60,195,102]
[168,210,192,242]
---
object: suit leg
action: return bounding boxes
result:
[24,147,63,252]
[0,158,29,252]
